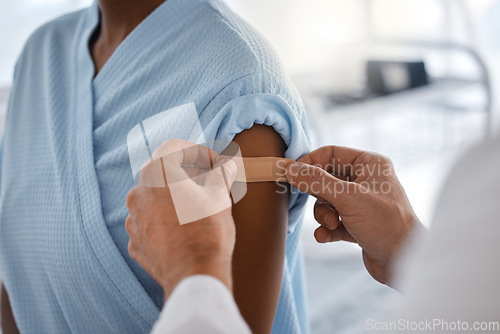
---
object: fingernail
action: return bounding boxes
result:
[221,159,237,181]
[287,163,302,181]
[328,215,338,230]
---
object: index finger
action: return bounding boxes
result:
[152,139,218,170]
[147,139,220,186]
[298,145,365,177]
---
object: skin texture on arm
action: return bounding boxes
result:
[230,124,289,334]
[1,284,19,334]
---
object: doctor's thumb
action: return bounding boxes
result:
[286,162,355,205]
[205,158,238,192]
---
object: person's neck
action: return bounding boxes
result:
[91,0,165,73]
[97,0,165,43]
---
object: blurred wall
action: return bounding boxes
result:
[0,0,92,86]
[1,0,499,93]
[226,1,497,77]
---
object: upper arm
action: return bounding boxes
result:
[1,284,19,334]
[230,124,289,334]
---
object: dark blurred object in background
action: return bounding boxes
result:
[367,60,429,96]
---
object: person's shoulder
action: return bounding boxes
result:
[17,8,87,67]
[198,0,285,78]
[11,7,89,82]
[28,8,86,46]
[192,1,303,109]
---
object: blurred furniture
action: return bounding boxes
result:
[299,0,492,156]
[298,4,494,332]
[362,0,493,135]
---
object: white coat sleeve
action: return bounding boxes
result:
[377,134,500,332]
[151,275,252,334]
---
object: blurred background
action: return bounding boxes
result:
[1,0,499,333]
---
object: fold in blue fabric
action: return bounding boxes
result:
[0,0,311,333]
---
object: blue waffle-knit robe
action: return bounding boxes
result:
[0,0,311,333]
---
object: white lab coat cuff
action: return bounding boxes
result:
[151,275,251,334]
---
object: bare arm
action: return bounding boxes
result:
[230,124,289,334]
[1,284,19,334]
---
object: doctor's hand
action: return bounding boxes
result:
[286,146,424,287]
[125,139,238,299]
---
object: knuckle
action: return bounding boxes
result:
[159,139,177,149]
[313,201,322,219]
[358,151,375,163]
[166,138,184,146]
[153,139,181,160]
[379,154,393,165]
[314,210,329,227]
[127,242,136,259]
[126,187,139,211]
[139,160,157,180]
[162,138,186,152]
[313,200,332,228]
[309,167,324,185]
[124,216,132,233]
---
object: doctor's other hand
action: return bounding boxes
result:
[125,139,238,299]
[286,146,424,287]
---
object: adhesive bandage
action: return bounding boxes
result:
[219,156,295,183]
